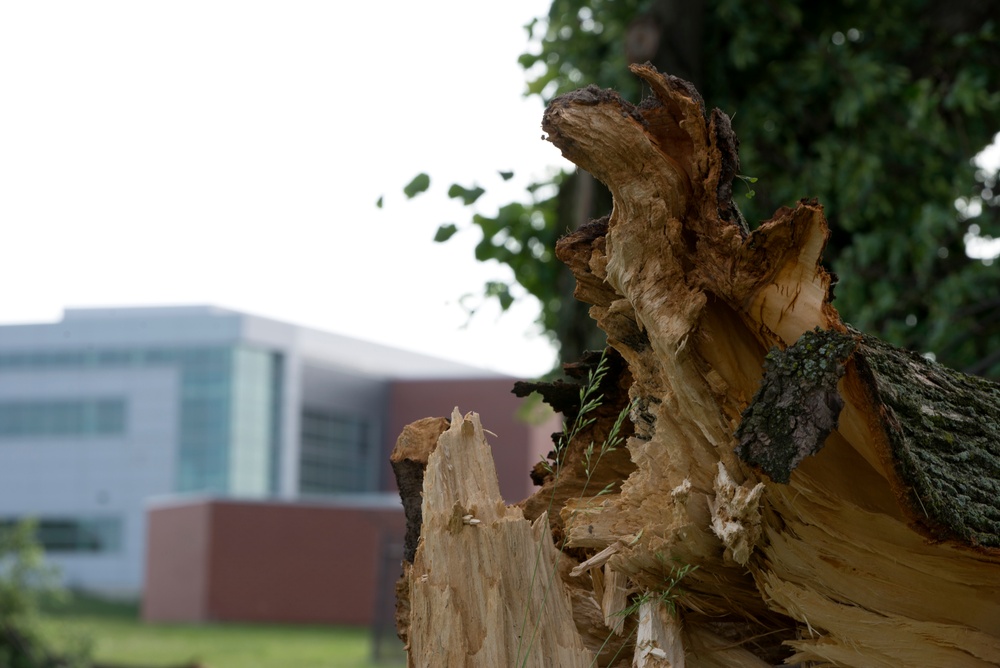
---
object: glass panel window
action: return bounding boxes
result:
[0,517,123,553]
[0,398,127,438]
[95,399,126,434]
[0,344,283,496]
[229,348,278,496]
[174,348,233,493]
[299,409,373,494]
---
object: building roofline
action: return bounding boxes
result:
[62,305,237,320]
[0,305,513,380]
[145,492,404,511]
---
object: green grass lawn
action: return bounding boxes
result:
[38,593,404,668]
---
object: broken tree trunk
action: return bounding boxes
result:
[393,64,1000,667]
[393,409,595,666]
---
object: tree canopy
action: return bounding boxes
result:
[423,0,1000,377]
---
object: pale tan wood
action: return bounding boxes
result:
[634,599,684,667]
[540,64,1000,666]
[405,408,594,667]
[397,64,1000,667]
[601,566,629,636]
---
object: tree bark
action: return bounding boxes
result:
[394,65,1000,667]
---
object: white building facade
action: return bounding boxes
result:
[0,306,498,595]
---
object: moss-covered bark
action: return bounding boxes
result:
[737,324,1000,547]
[855,335,1000,547]
[736,327,858,483]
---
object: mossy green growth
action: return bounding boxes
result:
[735,327,859,483]
[857,336,1000,548]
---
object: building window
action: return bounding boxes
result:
[0,398,126,438]
[0,517,123,554]
[0,345,283,495]
[229,348,281,496]
[299,410,373,494]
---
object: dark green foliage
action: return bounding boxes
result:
[519,0,645,101]
[433,223,458,243]
[484,281,515,311]
[402,173,430,199]
[460,175,568,338]
[736,328,858,483]
[0,520,89,668]
[697,0,1000,379]
[447,183,486,206]
[425,0,1000,376]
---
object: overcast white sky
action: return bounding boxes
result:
[4,4,999,380]
[0,1,567,378]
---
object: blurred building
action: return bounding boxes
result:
[0,306,554,607]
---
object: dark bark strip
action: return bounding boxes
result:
[736,327,858,483]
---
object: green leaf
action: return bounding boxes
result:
[485,281,514,311]
[499,170,514,181]
[408,2,1000,379]
[474,239,492,262]
[403,173,430,199]
[448,183,486,205]
[375,196,383,209]
[434,223,458,243]
[737,174,758,199]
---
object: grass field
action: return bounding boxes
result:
[38,593,404,668]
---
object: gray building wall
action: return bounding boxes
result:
[299,362,389,494]
[0,305,504,596]
[0,366,177,594]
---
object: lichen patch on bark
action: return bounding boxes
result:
[735,327,859,483]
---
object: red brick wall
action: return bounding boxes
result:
[386,378,557,504]
[143,380,559,625]
[142,502,211,622]
[143,500,405,625]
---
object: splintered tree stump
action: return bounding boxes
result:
[393,65,1000,667]
[393,409,594,667]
